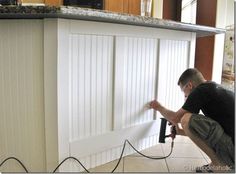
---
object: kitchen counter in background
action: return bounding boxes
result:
[0,5,225,37]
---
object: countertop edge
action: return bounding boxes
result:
[0,6,226,37]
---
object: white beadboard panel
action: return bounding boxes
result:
[44,19,196,172]
[114,37,158,129]
[70,120,160,159]
[157,40,190,117]
[67,122,160,172]
[0,20,46,172]
[68,34,114,141]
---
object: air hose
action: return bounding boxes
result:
[0,139,174,173]
[0,157,29,173]
[1,119,176,173]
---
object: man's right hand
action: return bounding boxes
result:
[149,100,162,111]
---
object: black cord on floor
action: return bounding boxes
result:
[0,157,29,173]
[111,139,127,173]
[111,139,174,172]
[53,139,174,173]
[0,139,174,173]
[53,156,90,173]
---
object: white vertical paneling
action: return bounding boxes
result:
[114,37,158,129]
[157,40,190,117]
[44,19,60,171]
[96,36,102,135]
[0,20,45,172]
[91,36,97,136]
[50,19,194,172]
[58,19,71,166]
[78,35,85,140]
[84,35,91,138]
[113,36,126,130]
[69,34,114,141]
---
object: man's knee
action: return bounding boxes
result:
[181,113,192,130]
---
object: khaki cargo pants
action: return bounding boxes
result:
[189,114,235,171]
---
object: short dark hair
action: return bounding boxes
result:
[178,68,205,86]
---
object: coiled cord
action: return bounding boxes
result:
[0,139,174,173]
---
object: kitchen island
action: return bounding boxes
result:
[0,6,225,172]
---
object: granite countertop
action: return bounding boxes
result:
[0,5,225,37]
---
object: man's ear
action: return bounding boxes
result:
[188,80,194,89]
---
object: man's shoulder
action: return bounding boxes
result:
[197,81,234,97]
[197,81,218,90]
[190,81,217,96]
[199,81,217,86]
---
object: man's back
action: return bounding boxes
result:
[183,81,235,142]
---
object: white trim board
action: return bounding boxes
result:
[70,120,160,158]
[69,19,194,41]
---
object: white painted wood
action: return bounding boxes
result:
[70,121,160,157]
[212,0,234,83]
[0,20,45,172]
[157,40,190,119]
[181,0,197,24]
[48,19,195,172]
[113,36,125,130]
[70,20,194,41]
[0,17,197,172]
[44,19,59,172]
[58,19,71,165]
[189,33,196,68]
[114,36,158,129]
[212,34,225,83]
[68,33,114,140]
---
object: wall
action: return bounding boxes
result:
[181,0,197,24]
[194,0,217,80]
[225,0,234,26]
[152,0,163,18]
[162,0,181,21]
[212,0,235,83]
[0,20,46,172]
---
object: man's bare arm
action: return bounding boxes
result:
[149,100,189,136]
[149,100,189,124]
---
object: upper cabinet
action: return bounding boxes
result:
[23,0,45,3]
[44,0,62,6]
[105,0,141,15]
[24,0,141,15]
[104,0,127,13]
[128,0,141,15]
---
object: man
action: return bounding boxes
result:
[149,68,235,173]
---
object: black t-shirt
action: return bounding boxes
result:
[182,81,235,142]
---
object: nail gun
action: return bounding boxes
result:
[159,118,177,143]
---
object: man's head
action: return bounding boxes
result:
[178,68,206,98]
